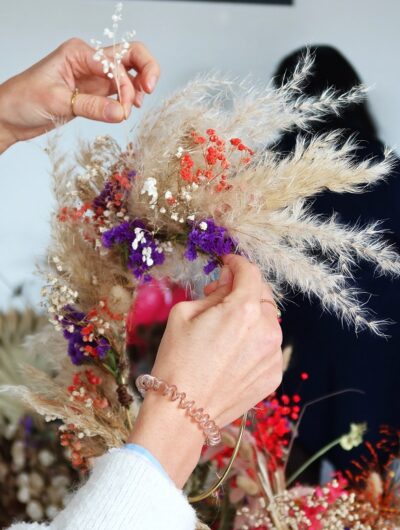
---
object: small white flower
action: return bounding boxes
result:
[171,212,179,221]
[102,59,110,74]
[104,28,114,39]
[187,214,195,221]
[199,221,208,231]
[141,177,158,205]
[175,147,184,159]
[160,207,166,214]
[165,190,173,200]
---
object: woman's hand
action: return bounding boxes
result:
[0,38,160,152]
[129,254,283,487]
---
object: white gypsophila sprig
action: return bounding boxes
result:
[91,2,136,102]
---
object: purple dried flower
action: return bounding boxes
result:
[102,220,143,248]
[61,306,111,365]
[102,220,165,278]
[92,181,114,211]
[185,219,238,273]
[92,170,136,213]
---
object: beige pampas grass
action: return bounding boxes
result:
[2,52,399,468]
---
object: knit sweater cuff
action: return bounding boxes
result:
[50,449,196,530]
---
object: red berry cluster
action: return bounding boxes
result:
[67,370,109,410]
[59,424,89,470]
[179,129,254,191]
[252,393,301,471]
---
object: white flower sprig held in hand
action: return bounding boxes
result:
[91,2,136,103]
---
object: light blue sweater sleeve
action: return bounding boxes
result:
[123,443,170,479]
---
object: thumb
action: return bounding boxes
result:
[72,93,125,122]
[187,267,233,318]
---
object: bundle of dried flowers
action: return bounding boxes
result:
[3,48,399,473]
[196,380,400,530]
[1,10,400,526]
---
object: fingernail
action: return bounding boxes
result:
[123,103,132,119]
[104,101,124,122]
[147,75,157,93]
[217,267,231,286]
[135,92,144,107]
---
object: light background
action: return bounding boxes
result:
[0,0,399,309]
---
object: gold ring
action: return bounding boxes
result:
[71,88,79,116]
[260,299,282,318]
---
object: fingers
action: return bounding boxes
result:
[127,73,145,108]
[260,282,279,319]
[72,93,124,122]
[63,38,156,119]
[79,45,136,118]
[223,254,263,303]
[116,41,160,94]
[174,267,234,320]
[203,279,218,296]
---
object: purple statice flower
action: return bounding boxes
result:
[61,306,111,365]
[92,170,136,213]
[97,337,112,359]
[66,331,87,365]
[92,180,114,212]
[185,219,238,274]
[102,220,143,248]
[102,220,165,279]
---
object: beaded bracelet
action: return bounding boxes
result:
[135,374,222,446]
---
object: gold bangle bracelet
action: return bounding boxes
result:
[188,411,248,503]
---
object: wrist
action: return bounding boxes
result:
[128,392,205,488]
[0,126,16,154]
[0,83,17,154]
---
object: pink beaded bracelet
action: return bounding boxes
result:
[135,374,222,447]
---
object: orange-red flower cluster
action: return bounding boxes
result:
[67,370,109,410]
[179,129,254,192]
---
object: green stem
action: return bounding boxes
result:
[286,437,342,487]
[219,489,235,530]
[101,362,118,378]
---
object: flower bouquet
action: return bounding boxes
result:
[2,6,400,526]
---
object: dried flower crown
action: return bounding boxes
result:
[3,50,400,476]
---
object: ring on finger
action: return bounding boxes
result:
[260,298,282,318]
[71,88,79,116]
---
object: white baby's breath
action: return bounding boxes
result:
[91,2,136,98]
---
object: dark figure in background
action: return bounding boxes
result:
[274,46,400,482]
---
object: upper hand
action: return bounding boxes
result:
[129,255,283,487]
[0,38,160,149]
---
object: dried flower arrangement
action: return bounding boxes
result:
[193,380,400,530]
[1,4,400,528]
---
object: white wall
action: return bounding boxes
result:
[0,0,399,308]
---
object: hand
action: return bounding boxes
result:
[0,38,160,152]
[129,255,283,487]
